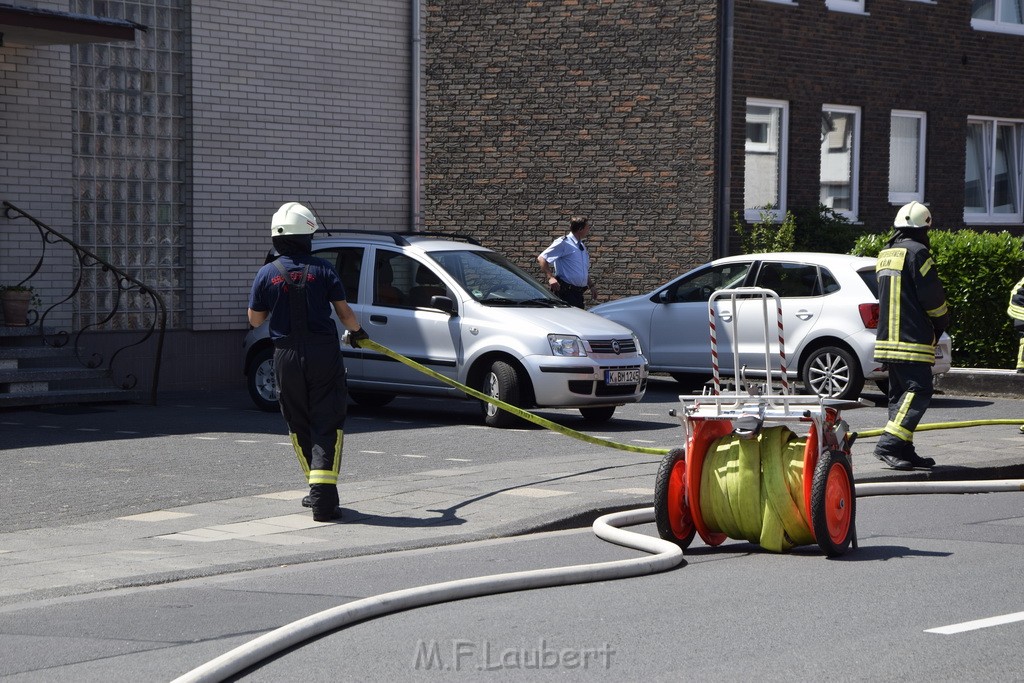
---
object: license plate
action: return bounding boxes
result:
[605,369,640,386]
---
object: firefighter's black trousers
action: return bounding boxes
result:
[274,335,347,511]
[874,362,933,459]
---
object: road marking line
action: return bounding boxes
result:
[498,487,572,498]
[398,454,427,458]
[926,611,1024,634]
[446,458,472,462]
[195,436,218,440]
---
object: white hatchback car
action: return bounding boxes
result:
[243,230,648,426]
[590,252,952,400]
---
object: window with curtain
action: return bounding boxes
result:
[889,111,926,204]
[972,0,1024,34]
[826,0,866,14]
[820,105,860,220]
[964,118,1023,223]
[744,99,788,221]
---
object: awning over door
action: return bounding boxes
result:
[0,3,142,47]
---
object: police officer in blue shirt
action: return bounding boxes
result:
[537,216,597,308]
[247,203,368,522]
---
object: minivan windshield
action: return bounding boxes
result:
[429,250,568,307]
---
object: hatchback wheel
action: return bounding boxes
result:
[800,345,864,400]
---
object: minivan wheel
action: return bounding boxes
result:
[481,360,521,428]
[800,345,864,400]
[247,347,280,412]
[579,406,616,422]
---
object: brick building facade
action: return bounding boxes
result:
[422,0,721,299]
[732,0,1024,238]
[3,1,1022,395]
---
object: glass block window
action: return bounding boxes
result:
[71,0,187,330]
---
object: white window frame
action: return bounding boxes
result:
[964,116,1024,225]
[744,98,789,222]
[826,0,867,15]
[889,110,927,205]
[820,104,861,221]
[972,0,1024,35]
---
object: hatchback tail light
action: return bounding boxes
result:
[859,303,879,329]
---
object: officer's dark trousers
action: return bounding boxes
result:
[274,336,348,511]
[874,362,933,459]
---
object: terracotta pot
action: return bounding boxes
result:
[1,290,33,326]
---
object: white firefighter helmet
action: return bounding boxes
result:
[893,201,932,229]
[270,202,318,236]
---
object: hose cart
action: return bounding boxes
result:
[654,288,859,557]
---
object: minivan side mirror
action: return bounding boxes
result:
[429,295,456,315]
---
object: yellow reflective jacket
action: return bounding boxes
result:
[1009,275,1024,328]
[874,237,949,364]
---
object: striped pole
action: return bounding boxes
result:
[709,301,720,394]
[776,297,789,394]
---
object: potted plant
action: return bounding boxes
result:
[0,284,41,327]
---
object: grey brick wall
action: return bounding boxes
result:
[0,32,75,328]
[188,0,413,332]
[423,1,721,300]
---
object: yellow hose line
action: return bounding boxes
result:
[700,426,814,552]
[359,340,1024,454]
[358,339,668,455]
[854,418,1024,439]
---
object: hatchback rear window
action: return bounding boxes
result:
[858,268,879,298]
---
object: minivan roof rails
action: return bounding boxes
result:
[316,228,480,246]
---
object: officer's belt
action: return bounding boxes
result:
[556,277,588,293]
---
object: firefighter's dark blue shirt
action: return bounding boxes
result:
[249,255,346,340]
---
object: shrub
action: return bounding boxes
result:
[792,204,862,254]
[732,205,796,254]
[852,229,1024,368]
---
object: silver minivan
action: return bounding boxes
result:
[242,230,648,427]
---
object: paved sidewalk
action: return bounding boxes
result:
[1,370,1022,610]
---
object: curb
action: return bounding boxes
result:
[935,367,1024,398]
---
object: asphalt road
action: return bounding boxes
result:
[1,379,1022,532]
[1,490,1020,681]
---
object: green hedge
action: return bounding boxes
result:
[852,229,1024,369]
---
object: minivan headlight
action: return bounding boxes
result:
[548,334,587,357]
[631,333,642,355]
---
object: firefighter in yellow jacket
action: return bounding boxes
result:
[873,201,949,470]
[1009,275,1024,373]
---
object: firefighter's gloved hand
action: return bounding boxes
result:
[346,328,370,348]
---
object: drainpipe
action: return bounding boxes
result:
[410,0,422,231]
[716,0,734,259]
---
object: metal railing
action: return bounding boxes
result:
[2,201,166,405]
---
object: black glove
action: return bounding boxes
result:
[347,327,369,348]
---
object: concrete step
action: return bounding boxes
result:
[0,366,110,384]
[0,387,142,408]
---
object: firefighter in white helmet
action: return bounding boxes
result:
[872,201,949,470]
[247,202,369,522]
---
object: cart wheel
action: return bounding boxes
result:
[811,449,856,557]
[654,448,696,549]
[685,420,730,547]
